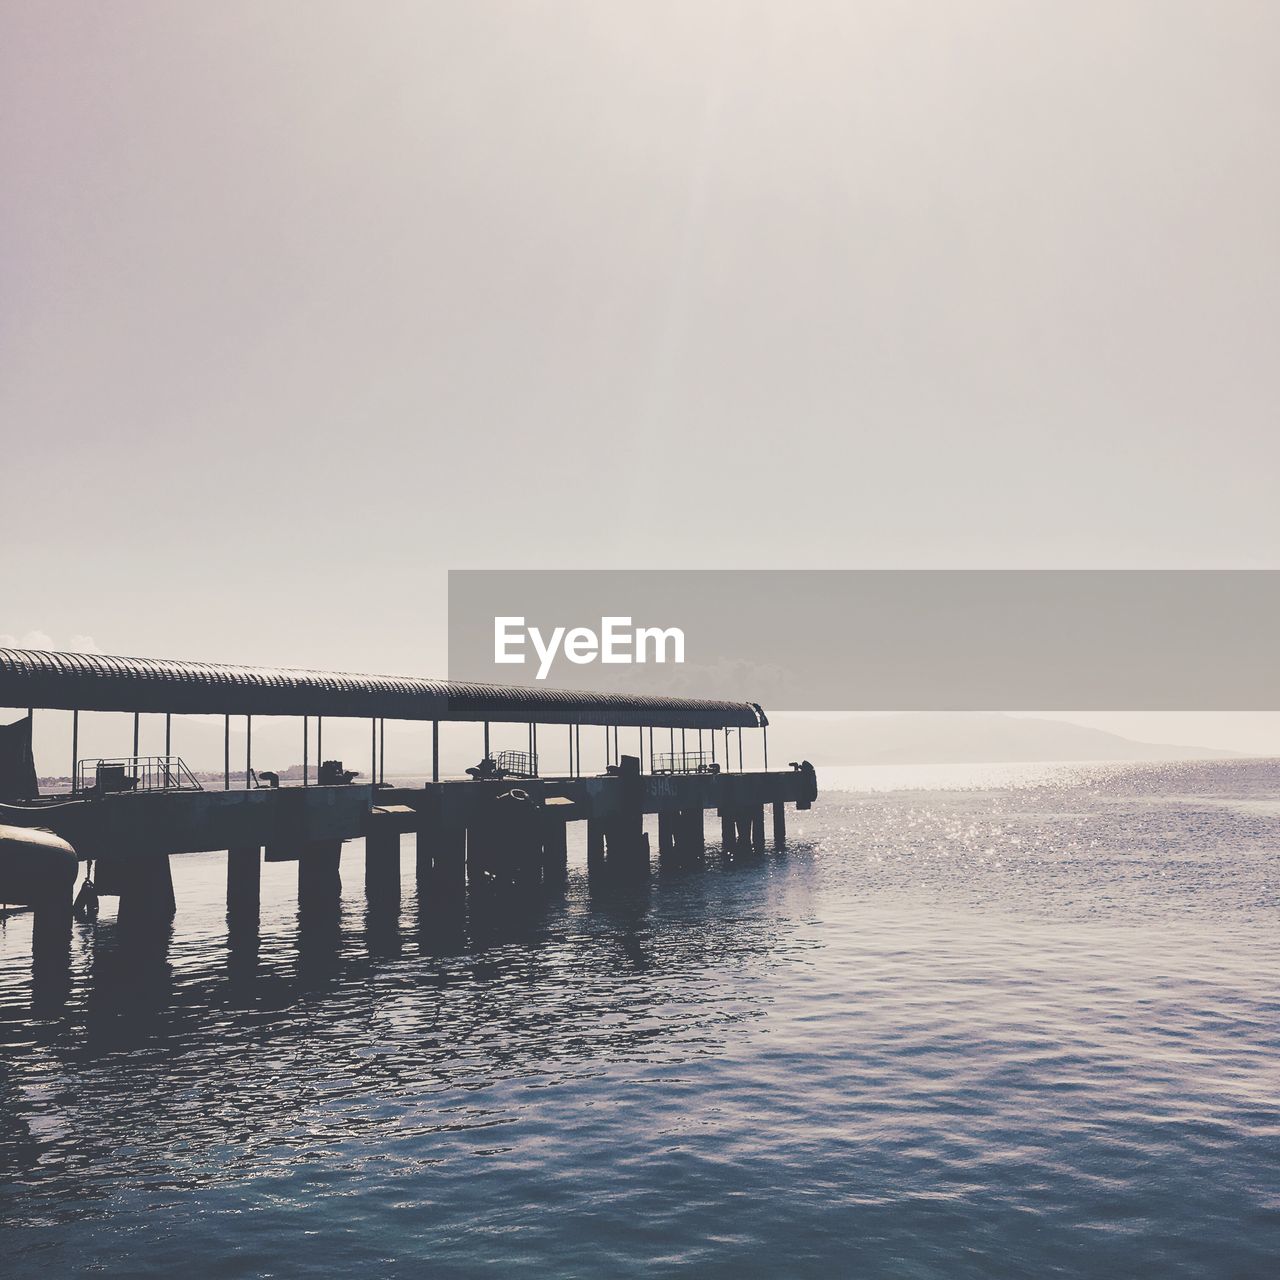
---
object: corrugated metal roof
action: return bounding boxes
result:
[0,648,764,729]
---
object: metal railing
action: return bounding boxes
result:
[492,749,539,778]
[651,751,715,775]
[75,755,204,795]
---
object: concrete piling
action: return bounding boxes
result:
[681,809,705,858]
[227,844,261,921]
[772,800,787,850]
[116,851,177,927]
[298,839,342,906]
[540,816,568,880]
[418,818,466,896]
[587,819,606,871]
[658,812,676,861]
[31,881,74,956]
[364,830,401,906]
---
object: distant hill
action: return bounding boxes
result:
[763,712,1239,767]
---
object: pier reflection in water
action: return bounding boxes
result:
[1,824,788,1248]
[3,762,1279,1279]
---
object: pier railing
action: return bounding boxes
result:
[75,755,204,795]
[651,751,716,775]
[492,749,539,779]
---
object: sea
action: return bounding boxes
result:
[1,757,1277,1277]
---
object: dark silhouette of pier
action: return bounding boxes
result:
[0,648,817,988]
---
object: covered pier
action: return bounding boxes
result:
[0,648,817,954]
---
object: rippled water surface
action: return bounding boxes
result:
[2,759,1278,1277]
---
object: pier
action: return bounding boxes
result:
[0,649,817,966]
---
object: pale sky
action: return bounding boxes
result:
[4,2,1279,749]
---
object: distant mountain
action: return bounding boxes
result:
[763,712,1238,767]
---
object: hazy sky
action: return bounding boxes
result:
[4,3,1280,747]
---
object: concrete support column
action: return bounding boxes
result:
[439,822,467,892]
[116,851,177,928]
[541,818,568,880]
[586,819,606,871]
[510,813,544,890]
[365,830,401,906]
[417,815,466,895]
[658,812,676,861]
[720,811,734,850]
[31,882,74,956]
[31,880,74,1009]
[605,816,649,872]
[681,809,706,858]
[751,805,766,853]
[298,839,342,906]
[415,822,435,882]
[465,820,493,888]
[772,800,787,850]
[227,845,261,921]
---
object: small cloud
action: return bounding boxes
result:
[67,634,103,654]
[0,635,14,647]
[20,630,54,650]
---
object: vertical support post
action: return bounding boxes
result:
[371,718,377,789]
[483,721,490,759]
[772,800,787,850]
[711,729,716,766]
[738,731,744,773]
[224,714,230,789]
[365,829,400,906]
[380,717,386,784]
[586,819,605,870]
[658,812,676,860]
[752,805,766,853]
[541,815,568,879]
[71,708,79,792]
[575,725,581,777]
[317,716,323,779]
[763,724,768,771]
[303,716,309,786]
[164,712,171,787]
[117,851,177,926]
[227,845,261,919]
[436,819,466,892]
[246,714,252,789]
[299,839,343,906]
[432,719,439,782]
[133,711,140,760]
[532,723,538,774]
